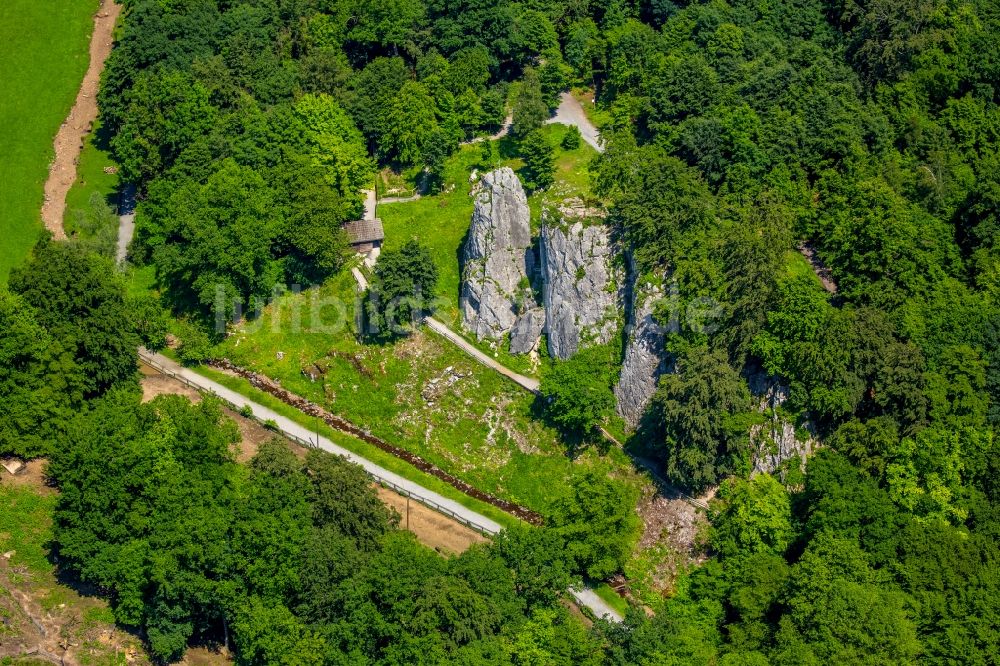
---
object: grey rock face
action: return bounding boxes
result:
[615,277,670,428]
[460,168,534,341]
[540,215,621,359]
[747,373,817,475]
[510,308,545,354]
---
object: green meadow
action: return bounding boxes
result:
[0,0,97,281]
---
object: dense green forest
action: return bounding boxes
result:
[2,0,1000,662]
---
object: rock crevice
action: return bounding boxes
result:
[747,372,817,476]
[615,269,671,427]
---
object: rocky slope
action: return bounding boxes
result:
[460,168,535,341]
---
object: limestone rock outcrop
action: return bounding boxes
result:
[615,275,671,427]
[509,307,545,354]
[540,211,622,359]
[460,168,534,341]
[747,373,817,476]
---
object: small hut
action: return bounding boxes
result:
[343,218,384,255]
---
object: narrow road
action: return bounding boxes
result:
[570,587,624,623]
[546,92,604,154]
[139,349,622,622]
[116,184,136,264]
[362,188,377,221]
[424,317,540,393]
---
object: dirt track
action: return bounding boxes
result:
[40,0,121,239]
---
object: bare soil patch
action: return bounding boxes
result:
[40,0,121,238]
[627,486,712,601]
[141,365,202,403]
[376,487,488,554]
[0,482,147,665]
[1,460,52,495]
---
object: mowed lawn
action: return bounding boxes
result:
[0,0,97,281]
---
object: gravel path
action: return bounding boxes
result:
[460,114,513,145]
[569,586,624,623]
[546,92,604,153]
[362,188,377,220]
[41,0,121,238]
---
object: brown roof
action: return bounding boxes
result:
[343,218,385,244]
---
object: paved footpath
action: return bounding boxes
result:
[346,269,541,395]
[139,349,621,622]
[116,184,136,264]
[546,92,604,153]
[424,317,540,393]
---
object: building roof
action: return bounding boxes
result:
[343,218,384,244]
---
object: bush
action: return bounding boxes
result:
[519,130,555,192]
[547,470,642,580]
[540,345,616,436]
[176,320,214,365]
[561,125,582,150]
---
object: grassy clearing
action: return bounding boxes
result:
[0,0,98,281]
[189,362,523,532]
[213,270,639,515]
[379,147,481,321]
[0,485,55,576]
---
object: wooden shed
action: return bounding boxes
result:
[343,218,384,254]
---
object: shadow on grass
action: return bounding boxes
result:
[527,393,613,460]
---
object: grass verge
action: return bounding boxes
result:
[0,485,55,576]
[63,120,120,236]
[214,270,603,514]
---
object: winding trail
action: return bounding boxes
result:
[41,0,121,239]
[546,92,604,153]
[460,114,513,146]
